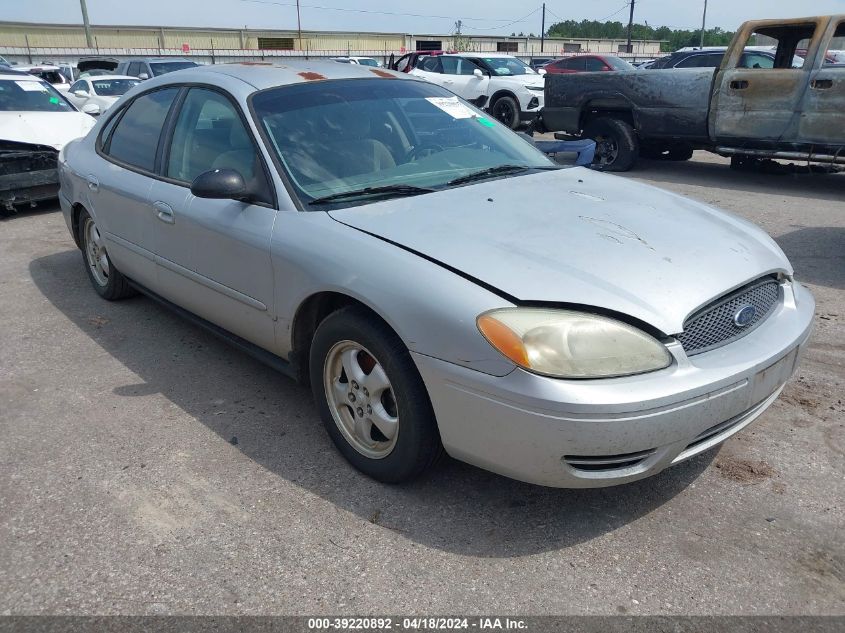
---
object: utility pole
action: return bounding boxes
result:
[540,3,546,52]
[625,0,635,54]
[79,0,94,49]
[296,0,302,51]
[699,0,708,48]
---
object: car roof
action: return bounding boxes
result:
[0,69,47,79]
[82,74,139,81]
[121,57,196,63]
[15,64,61,71]
[446,52,518,58]
[146,60,410,91]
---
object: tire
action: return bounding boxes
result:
[309,306,443,483]
[490,95,520,129]
[582,117,639,172]
[77,209,136,300]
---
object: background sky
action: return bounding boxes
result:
[6,0,845,34]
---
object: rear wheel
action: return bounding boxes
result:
[309,306,443,483]
[490,95,520,129]
[582,117,639,172]
[78,209,136,300]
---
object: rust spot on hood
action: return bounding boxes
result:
[298,71,327,81]
[370,69,395,78]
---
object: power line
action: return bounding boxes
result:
[240,0,541,25]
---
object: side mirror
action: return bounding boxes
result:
[82,103,101,115]
[74,89,89,98]
[538,68,547,75]
[473,68,484,78]
[191,168,250,201]
[138,72,149,80]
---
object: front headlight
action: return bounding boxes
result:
[477,308,671,378]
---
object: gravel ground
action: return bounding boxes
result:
[0,153,843,615]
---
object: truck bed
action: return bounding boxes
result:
[542,68,717,142]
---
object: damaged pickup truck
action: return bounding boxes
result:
[540,15,845,171]
[1,69,95,215]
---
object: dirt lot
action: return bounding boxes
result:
[1,153,843,615]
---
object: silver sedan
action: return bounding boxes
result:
[58,62,814,487]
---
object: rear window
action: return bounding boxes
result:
[104,88,179,171]
[0,79,73,112]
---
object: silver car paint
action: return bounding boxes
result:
[59,61,815,487]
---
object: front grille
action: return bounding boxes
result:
[677,277,780,355]
[563,449,655,472]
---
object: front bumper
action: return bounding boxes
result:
[413,281,814,488]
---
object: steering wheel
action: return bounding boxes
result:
[405,143,444,162]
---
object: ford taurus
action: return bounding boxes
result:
[58,62,814,487]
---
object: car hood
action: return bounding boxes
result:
[328,168,791,335]
[0,112,95,151]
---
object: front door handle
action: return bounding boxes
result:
[153,201,175,224]
[86,175,99,193]
[811,79,833,90]
[730,80,749,90]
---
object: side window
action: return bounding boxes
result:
[564,58,586,71]
[585,57,606,71]
[69,80,86,93]
[456,58,480,75]
[676,54,705,68]
[395,55,410,72]
[420,57,441,73]
[165,88,265,199]
[127,62,141,77]
[741,24,817,69]
[440,57,459,75]
[104,88,179,172]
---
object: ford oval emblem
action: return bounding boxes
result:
[733,304,757,327]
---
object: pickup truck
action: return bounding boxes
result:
[539,15,845,171]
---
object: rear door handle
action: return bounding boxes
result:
[730,80,749,90]
[86,175,99,193]
[811,79,833,90]
[153,201,175,224]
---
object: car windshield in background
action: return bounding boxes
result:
[0,79,73,112]
[91,78,139,95]
[480,56,536,75]
[356,58,379,67]
[605,56,636,71]
[252,78,556,208]
[151,61,198,76]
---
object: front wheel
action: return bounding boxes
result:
[309,307,443,483]
[582,117,639,172]
[490,95,520,129]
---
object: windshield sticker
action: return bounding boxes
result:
[49,97,60,104]
[15,81,48,92]
[477,117,495,128]
[425,96,475,120]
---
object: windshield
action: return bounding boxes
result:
[356,58,379,67]
[151,61,198,76]
[252,78,556,208]
[0,79,75,112]
[477,56,536,76]
[91,78,139,96]
[605,56,635,71]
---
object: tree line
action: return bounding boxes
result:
[545,20,736,52]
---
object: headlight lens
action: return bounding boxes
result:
[477,308,671,378]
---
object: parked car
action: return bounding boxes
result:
[77,56,120,78]
[1,68,95,213]
[58,61,813,488]
[115,58,199,80]
[541,14,845,171]
[66,75,140,115]
[389,50,448,73]
[333,56,382,67]
[543,54,635,74]
[15,64,72,91]
[79,70,116,79]
[411,52,545,128]
[528,56,556,70]
[651,48,793,70]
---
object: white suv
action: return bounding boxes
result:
[411,52,545,128]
